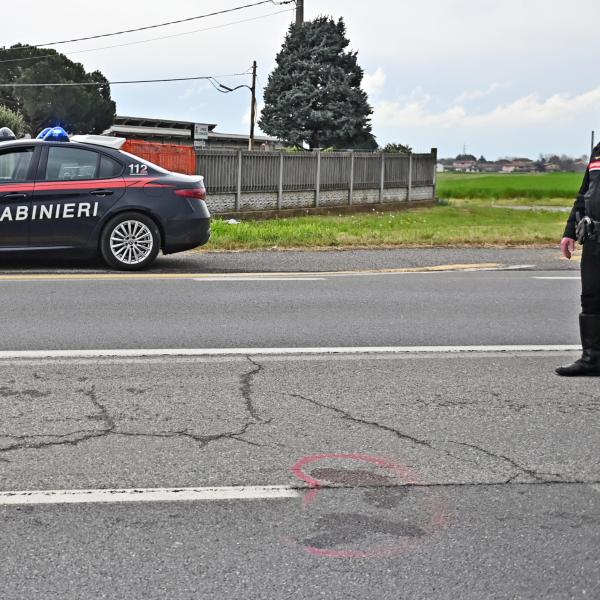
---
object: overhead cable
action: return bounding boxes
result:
[2,0,295,50]
[0,8,294,65]
[0,74,252,88]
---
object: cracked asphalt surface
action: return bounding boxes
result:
[1,353,599,599]
[0,248,598,599]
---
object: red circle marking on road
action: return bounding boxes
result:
[289,453,449,559]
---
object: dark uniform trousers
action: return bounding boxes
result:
[581,241,600,315]
[565,142,600,315]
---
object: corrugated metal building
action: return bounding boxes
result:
[104,115,280,151]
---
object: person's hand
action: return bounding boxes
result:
[561,237,576,259]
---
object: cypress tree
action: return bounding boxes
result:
[259,17,376,150]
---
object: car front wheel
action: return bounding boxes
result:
[100,212,160,271]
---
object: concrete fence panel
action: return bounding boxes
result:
[196,148,437,215]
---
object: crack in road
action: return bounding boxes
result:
[289,392,565,483]
[446,440,564,483]
[288,392,480,467]
[240,357,266,423]
[0,360,272,456]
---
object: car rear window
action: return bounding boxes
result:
[99,155,123,178]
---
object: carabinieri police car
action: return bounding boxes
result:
[0,126,210,270]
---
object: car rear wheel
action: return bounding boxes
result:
[100,212,160,271]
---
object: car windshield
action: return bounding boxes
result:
[118,150,171,174]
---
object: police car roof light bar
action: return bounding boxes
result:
[37,126,70,142]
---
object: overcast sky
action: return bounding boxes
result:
[4,0,600,159]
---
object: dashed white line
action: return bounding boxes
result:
[0,345,581,360]
[0,485,300,506]
[192,277,325,282]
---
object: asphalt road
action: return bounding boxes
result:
[0,269,583,350]
[0,249,597,599]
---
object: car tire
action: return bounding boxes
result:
[100,212,161,271]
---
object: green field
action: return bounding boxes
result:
[437,172,582,200]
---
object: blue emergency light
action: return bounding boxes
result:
[36,126,69,142]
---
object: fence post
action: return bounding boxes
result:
[315,149,321,207]
[236,150,242,211]
[407,153,413,202]
[379,152,385,203]
[278,151,284,209]
[431,147,438,200]
[348,150,354,206]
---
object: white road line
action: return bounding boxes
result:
[192,277,325,282]
[0,346,581,360]
[534,276,580,280]
[503,264,537,270]
[0,485,300,506]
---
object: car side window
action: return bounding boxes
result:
[0,148,34,182]
[98,155,123,178]
[45,147,99,181]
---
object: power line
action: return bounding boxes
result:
[0,73,252,88]
[0,8,294,65]
[2,0,294,51]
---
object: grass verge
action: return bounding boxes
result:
[200,202,568,251]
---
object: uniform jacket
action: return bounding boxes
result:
[564,142,600,239]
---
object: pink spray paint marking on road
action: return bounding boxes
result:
[289,453,450,559]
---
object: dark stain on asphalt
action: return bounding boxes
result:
[309,468,395,487]
[302,513,425,549]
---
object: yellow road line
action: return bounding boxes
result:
[0,263,503,282]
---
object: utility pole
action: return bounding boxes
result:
[249,60,257,150]
[295,0,304,26]
[592,130,596,157]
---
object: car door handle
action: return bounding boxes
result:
[2,193,29,200]
[89,189,114,197]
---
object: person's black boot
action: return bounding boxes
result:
[556,313,600,376]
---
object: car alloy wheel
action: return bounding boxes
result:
[109,220,154,266]
[101,212,160,271]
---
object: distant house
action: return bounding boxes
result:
[545,163,560,172]
[499,158,535,173]
[437,163,445,173]
[452,160,477,172]
[476,162,501,173]
[510,159,535,173]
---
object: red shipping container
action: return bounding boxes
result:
[122,140,196,175]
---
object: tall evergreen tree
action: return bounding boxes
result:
[259,17,376,150]
[0,44,115,135]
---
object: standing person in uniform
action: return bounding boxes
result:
[556,143,600,376]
